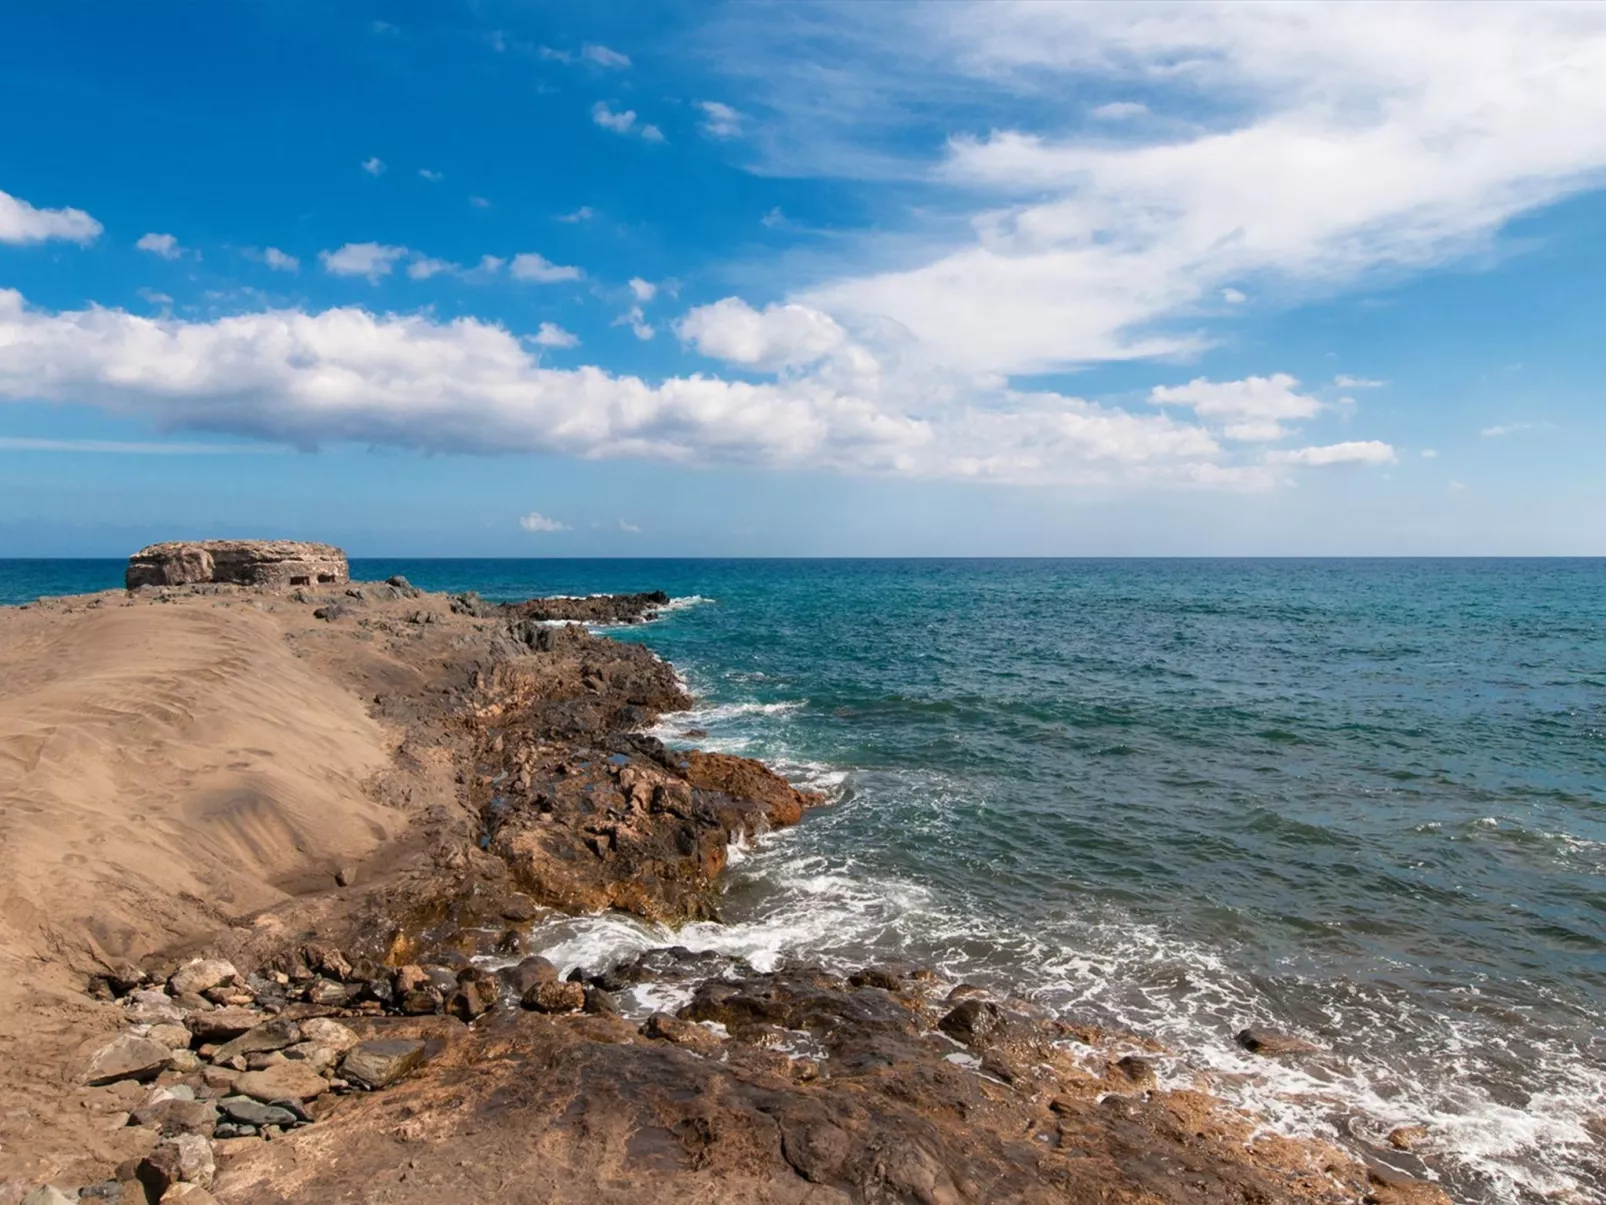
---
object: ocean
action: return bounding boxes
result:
[5,557,1603,1202]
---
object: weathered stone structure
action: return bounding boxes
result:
[125,540,350,590]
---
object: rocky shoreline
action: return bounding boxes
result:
[2,578,1451,1204]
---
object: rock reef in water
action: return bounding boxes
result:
[504,590,672,624]
[125,539,349,590]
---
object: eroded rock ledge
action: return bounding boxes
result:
[125,540,349,589]
[13,581,1451,1205]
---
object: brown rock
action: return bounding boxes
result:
[1388,1124,1429,1151]
[167,959,238,997]
[523,981,586,1014]
[126,540,349,590]
[938,999,1006,1048]
[84,1035,172,1085]
[232,1061,329,1102]
[502,955,558,996]
[185,1007,262,1042]
[1235,1027,1321,1057]
[211,1017,301,1063]
[340,1039,429,1090]
[641,1012,721,1052]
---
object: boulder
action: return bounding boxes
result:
[146,1023,193,1050]
[220,1096,298,1127]
[502,955,558,997]
[212,1017,300,1062]
[130,1098,218,1136]
[126,540,349,589]
[233,1061,329,1102]
[168,959,238,998]
[1235,1027,1321,1057]
[938,999,1006,1048]
[185,1007,262,1042]
[298,1018,359,1054]
[84,1034,171,1085]
[340,1038,428,1090]
[522,981,585,1014]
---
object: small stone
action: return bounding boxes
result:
[130,1098,218,1136]
[522,981,585,1014]
[85,1034,172,1085]
[168,959,238,998]
[394,964,430,994]
[938,999,1006,1048]
[246,1050,288,1071]
[303,943,354,981]
[212,1122,257,1140]
[146,1023,192,1050]
[185,1007,260,1042]
[282,1042,339,1074]
[304,978,351,1006]
[220,1096,297,1127]
[168,1050,201,1073]
[334,865,355,887]
[298,1018,359,1054]
[340,1038,428,1090]
[20,1187,76,1205]
[233,1061,328,1102]
[168,1132,215,1187]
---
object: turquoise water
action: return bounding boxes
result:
[6,558,1604,1201]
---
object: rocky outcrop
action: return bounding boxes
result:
[125,540,349,589]
[504,590,671,625]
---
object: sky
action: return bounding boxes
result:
[1,0,1603,557]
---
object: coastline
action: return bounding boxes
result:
[0,579,1452,1204]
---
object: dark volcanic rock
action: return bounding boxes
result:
[504,591,671,625]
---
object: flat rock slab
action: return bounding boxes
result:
[84,1034,172,1085]
[186,1007,263,1042]
[220,1097,299,1128]
[340,1039,428,1090]
[232,1062,328,1102]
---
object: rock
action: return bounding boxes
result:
[502,955,558,997]
[126,540,349,590]
[1112,1054,1157,1088]
[393,964,430,994]
[233,1061,329,1102]
[146,1023,193,1049]
[220,1097,298,1127]
[1388,1124,1430,1151]
[20,1187,76,1205]
[641,1012,721,1052]
[1235,1027,1321,1057]
[126,991,185,1027]
[522,980,586,1014]
[303,943,354,981]
[130,1098,218,1136]
[583,986,619,1016]
[162,1186,219,1204]
[334,864,355,887]
[168,959,238,998]
[185,1007,261,1042]
[168,1050,201,1073]
[304,978,352,1007]
[283,1042,340,1075]
[385,574,414,591]
[340,1038,429,1090]
[398,986,443,1015]
[938,999,1006,1048]
[505,591,670,625]
[168,1133,215,1188]
[312,604,347,621]
[85,1034,172,1085]
[298,1018,359,1054]
[135,1143,183,1200]
[211,1017,301,1062]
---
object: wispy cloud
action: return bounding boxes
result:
[583,44,631,68]
[135,232,186,260]
[1267,441,1397,467]
[618,519,642,534]
[533,322,580,348]
[1481,421,1554,437]
[319,242,408,281]
[697,100,743,138]
[1150,374,1323,442]
[0,436,278,455]
[1335,374,1386,388]
[262,247,299,272]
[0,188,101,245]
[361,156,386,176]
[556,206,595,223]
[419,168,444,182]
[510,252,582,283]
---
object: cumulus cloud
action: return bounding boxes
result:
[136,232,184,260]
[0,188,102,245]
[320,242,408,281]
[407,256,454,281]
[616,306,655,341]
[533,322,579,348]
[519,511,569,532]
[629,277,657,303]
[1267,440,1397,466]
[698,101,743,138]
[592,102,663,142]
[262,247,299,272]
[1150,374,1323,441]
[361,157,386,176]
[583,44,630,68]
[676,298,851,371]
[0,287,1303,487]
[1334,374,1385,388]
[510,252,582,283]
[730,2,1606,376]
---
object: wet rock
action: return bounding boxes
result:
[85,1034,172,1085]
[641,1012,721,1052]
[501,955,558,997]
[340,1038,429,1090]
[1113,1054,1157,1088]
[504,591,670,625]
[522,981,586,1014]
[1235,1027,1321,1056]
[937,999,1006,1048]
[168,959,238,998]
[583,986,619,1015]
[447,969,502,1021]
[398,986,443,1015]
[1388,1124,1430,1151]
[233,1061,329,1102]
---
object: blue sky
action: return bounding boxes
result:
[1,1,1603,556]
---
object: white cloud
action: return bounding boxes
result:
[263,247,299,272]
[676,298,851,371]
[1267,440,1397,466]
[533,322,579,348]
[1090,101,1148,120]
[698,101,744,138]
[0,436,274,454]
[0,287,1310,487]
[629,277,657,303]
[519,511,569,533]
[1481,421,1551,437]
[319,242,408,281]
[0,188,102,245]
[407,256,454,281]
[362,157,386,176]
[136,288,173,306]
[716,3,1606,377]
[136,232,184,260]
[592,102,664,142]
[557,206,595,223]
[1421,448,1439,459]
[617,306,655,341]
[419,168,444,182]
[583,44,631,68]
[538,46,572,63]
[1221,288,1247,304]
[619,519,642,533]
[510,252,582,283]
[1334,374,1385,388]
[1149,373,1322,441]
